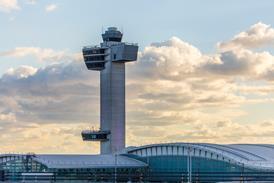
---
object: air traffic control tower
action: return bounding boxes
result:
[81,27,138,154]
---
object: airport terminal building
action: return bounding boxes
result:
[1,143,274,182]
[1,28,274,182]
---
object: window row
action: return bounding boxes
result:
[83,49,105,55]
[84,55,105,61]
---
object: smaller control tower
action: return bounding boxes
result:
[82,27,138,154]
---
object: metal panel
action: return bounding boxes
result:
[100,61,125,154]
[168,146,173,155]
[147,148,152,156]
[173,146,178,156]
[178,147,183,155]
[141,149,147,157]
[152,147,157,156]
[112,44,138,62]
[162,146,167,155]
[156,146,162,156]
[122,44,138,61]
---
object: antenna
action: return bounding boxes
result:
[101,26,104,34]
[120,26,124,34]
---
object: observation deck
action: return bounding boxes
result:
[81,130,110,141]
[82,46,108,71]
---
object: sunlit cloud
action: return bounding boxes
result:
[45,3,57,12]
[0,0,20,13]
[218,22,274,51]
[1,22,274,153]
[0,47,81,63]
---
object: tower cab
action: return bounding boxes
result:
[82,27,138,71]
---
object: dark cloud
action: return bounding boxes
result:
[0,61,100,124]
[203,51,252,75]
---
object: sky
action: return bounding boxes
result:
[1,0,274,154]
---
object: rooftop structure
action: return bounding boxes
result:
[82,27,138,154]
[33,154,147,169]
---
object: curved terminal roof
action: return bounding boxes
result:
[34,154,147,169]
[1,143,274,171]
[0,154,147,169]
[125,143,274,171]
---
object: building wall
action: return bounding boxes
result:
[125,154,269,182]
[1,154,274,182]
[100,60,125,154]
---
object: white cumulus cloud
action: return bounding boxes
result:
[218,22,274,51]
[0,0,20,13]
[45,3,57,12]
[4,65,37,79]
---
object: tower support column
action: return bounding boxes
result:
[100,61,125,154]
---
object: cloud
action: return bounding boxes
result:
[0,122,94,153]
[1,22,274,153]
[0,0,20,13]
[0,47,81,63]
[128,119,274,146]
[0,62,100,125]
[0,112,16,122]
[45,3,57,12]
[131,37,206,80]
[131,32,274,81]
[218,22,274,51]
[202,49,274,77]
[4,65,37,79]
[26,0,36,5]
[236,84,274,96]
[0,60,247,152]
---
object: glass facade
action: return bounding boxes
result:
[0,156,48,181]
[124,143,274,182]
[2,143,274,182]
[0,155,146,182]
[127,154,251,182]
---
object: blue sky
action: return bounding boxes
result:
[1,0,274,153]
[1,0,274,74]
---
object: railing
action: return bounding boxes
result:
[83,45,102,49]
[2,171,274,182]
[81,130,110,134]
[123,42,138,46]
[83,42,138,50]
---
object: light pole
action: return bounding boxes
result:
[187,146,192,183]
[114,153,117,183]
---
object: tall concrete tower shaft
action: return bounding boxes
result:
[81,27,138,154]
